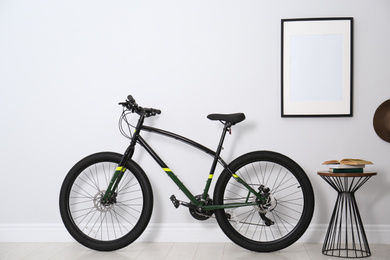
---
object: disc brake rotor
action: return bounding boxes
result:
[94,190,115,212]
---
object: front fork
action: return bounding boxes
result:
[102,114,145,205]
[101,165,128,205]
[101,144,134,205]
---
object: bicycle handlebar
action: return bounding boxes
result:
[119,95,161,117]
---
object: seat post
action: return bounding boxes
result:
[215,123,230,156]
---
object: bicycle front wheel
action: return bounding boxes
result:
[214,151,314,252]
[59,152,153,251]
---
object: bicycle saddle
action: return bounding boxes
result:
[207,113,246,125]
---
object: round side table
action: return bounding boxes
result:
[318,171,376,258]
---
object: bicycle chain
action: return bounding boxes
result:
[195,207,270,227]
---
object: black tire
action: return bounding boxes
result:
[59,152,153,251]
[214,151,314,252]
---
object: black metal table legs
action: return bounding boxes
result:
[320,175,372,258]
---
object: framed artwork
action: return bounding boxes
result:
[281,18,353,117]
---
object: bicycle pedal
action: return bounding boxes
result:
[170,195,180,208]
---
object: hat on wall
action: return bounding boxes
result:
[373,99,390,143]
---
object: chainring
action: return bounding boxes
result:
[189,195,214,221]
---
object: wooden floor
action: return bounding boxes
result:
[1,242,389,260]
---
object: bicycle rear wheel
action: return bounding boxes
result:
[59,152,153,251]
[214,151,314,252]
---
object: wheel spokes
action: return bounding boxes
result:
[69,162,144,241]
[224,161,304,242]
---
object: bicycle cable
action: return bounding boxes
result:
[118,109,135,140]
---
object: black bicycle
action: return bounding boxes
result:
[59,95,314,252]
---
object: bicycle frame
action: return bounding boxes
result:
[103,114,262,211]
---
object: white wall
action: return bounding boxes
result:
[1,0,390,243]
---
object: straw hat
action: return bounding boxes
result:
[373,99,390,143]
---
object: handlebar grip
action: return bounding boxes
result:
[143,107,161,116]
[127,95,136,105]
[121,95,161,116]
